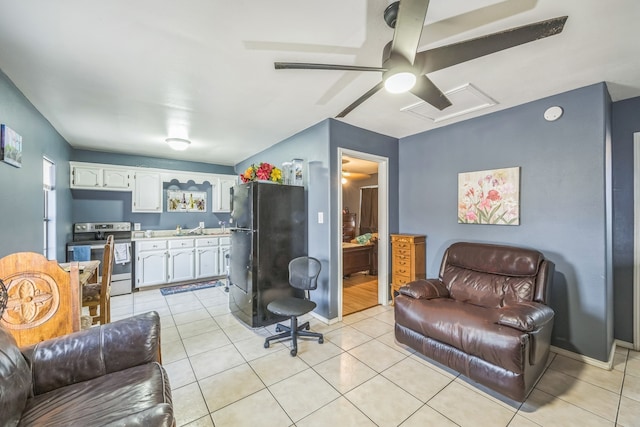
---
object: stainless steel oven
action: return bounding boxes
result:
[66,222,132,296]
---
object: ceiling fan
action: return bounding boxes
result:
[275,0,568,118]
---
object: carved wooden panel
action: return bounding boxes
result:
[0,252,80,347]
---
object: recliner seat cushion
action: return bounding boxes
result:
[19,362,172,426]
[394,297,526,373]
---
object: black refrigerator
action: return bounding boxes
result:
[228,182,306,327]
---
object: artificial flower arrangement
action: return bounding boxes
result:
[240,162,283,184]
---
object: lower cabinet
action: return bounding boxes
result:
[136,241,169,287]
[135,236,229,288]
[195,238,220,279]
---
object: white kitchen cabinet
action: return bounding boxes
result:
[135,236,228,288]
[132,171,162,212]
[70,163,131,190]
[135,240,169,287]
[169,248,195,283]
[212,175,237,213]
[195,237,219,279]
[168,239,195,283]
[103,169,131,189]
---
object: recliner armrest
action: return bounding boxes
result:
[23,311,161,395]
[398,279,449,300]
[497,302,554,332]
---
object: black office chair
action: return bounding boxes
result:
[264,256,324,356]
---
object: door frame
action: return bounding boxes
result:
[633,132,640,350]
[337,148,389,320]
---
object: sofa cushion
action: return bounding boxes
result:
[394,296,526,373]
[0,329,32,427]
[19,362,173,426]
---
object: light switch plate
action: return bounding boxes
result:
[134,223,141,231]
[199,221,205,228]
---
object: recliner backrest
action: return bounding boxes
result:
[0,328,33,425]
[439,242,552,307]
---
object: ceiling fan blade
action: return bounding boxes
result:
[275,62,386,72]
[416,16,568,74]
[410,75,452,110]
[390,0,430,64]
[336,81,384,118]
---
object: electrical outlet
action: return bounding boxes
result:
[199,221,205,228]
[318,212,324,224]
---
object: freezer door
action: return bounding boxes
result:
[230,183,253,229]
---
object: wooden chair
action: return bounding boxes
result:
[0,252,80,347]
[82,235,114,325]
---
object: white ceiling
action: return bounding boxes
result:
[0,0,638,166]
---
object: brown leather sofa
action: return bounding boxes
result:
[0,311,175,426]
[394,242,554,402]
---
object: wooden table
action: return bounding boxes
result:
[59,260,100,287]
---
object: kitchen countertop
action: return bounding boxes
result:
[132,228,232,241]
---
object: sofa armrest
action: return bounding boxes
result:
[497,302,554,332]
[23,311,161,395]
[398,279,449,300]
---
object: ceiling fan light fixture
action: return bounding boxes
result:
[166,137,191,151]
[384,70,416,94]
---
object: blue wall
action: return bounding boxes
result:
[237,120,332,315]
[329,119,399,318]
[237,119,399,319]
[611,96,640,343]
[399,83,613,361]
[70,150,235,232]
[0,69,73,261]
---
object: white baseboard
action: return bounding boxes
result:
[309,311,339,325]
[550,343,616,370]
[615,339,637,351]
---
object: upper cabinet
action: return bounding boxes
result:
[132,171,163,213]
[71,161,237,213]
[213,176,237,213]
[70,162,131,190]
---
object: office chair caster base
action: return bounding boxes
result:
[290,348,297,357]
[264,341,270,349]
[318,337,324,344]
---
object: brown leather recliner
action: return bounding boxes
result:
[0,311,175,426]
[394,242,555,402]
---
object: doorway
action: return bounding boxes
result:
[338,149,389,318]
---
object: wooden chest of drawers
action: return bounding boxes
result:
[391,234,426,302]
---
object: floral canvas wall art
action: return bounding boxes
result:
[458,167,520,225]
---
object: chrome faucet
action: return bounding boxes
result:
[186,225,203,235]
[218,221,226,233]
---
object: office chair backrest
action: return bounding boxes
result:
[288,257,321,291]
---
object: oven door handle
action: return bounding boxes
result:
[69,244,105,251]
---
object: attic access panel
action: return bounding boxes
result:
[401,83,497,123]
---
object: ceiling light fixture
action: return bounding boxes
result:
[166,137,191,151]
[383,69,416,94]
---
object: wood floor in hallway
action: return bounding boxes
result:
[342,272,378,315]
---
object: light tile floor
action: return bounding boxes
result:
[111,286,640,427]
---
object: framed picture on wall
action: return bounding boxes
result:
[1,124,23,168]
[458,166,520,225]
[167,190,207,212]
